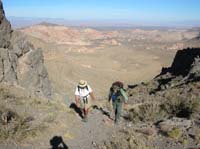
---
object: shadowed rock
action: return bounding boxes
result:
[159,48,200,78]
[170,48,200,77]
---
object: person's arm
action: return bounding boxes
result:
[89,92,95,101]
[59,136,68,148]
[120,88,128,103]
[75,87,80,107]
[108,93,111,102]
[88,85,95,101]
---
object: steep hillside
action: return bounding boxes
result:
[102,48,200,148]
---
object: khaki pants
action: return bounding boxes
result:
[79,96,91,110]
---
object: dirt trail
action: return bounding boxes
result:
[66,108,115,149]
[40,103,124,149]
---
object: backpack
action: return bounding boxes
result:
[112,81,124,89]
[110,81,128,103]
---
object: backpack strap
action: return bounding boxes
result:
[78,85,89,93]
[85,85,89,91]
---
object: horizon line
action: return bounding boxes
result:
[7,16,200,29]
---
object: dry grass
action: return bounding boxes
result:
[126,103,167,123]
[0,107,46,142]
[160,96,200,119]
[126,81,200,123]
[103,130,150,149]
[0,85,66,143]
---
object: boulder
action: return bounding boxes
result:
[188,56,200,80]
[158,117,192,132]
[17,48,52,97]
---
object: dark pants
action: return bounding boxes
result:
[112,100,122,123]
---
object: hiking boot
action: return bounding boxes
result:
[114,119,121,125]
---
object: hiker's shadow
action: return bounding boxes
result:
[69,103,83,119]
[93,105,112,120]
[50,136,69,149]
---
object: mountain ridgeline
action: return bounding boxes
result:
[0,0,52,98]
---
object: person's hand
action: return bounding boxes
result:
[90,92,95,101]
[123,103,128,110]
[59,136,63,142]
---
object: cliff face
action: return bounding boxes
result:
[165,48,200,78]
[0,0,52,98]
[160,48,200,82]
[0,0,12,48]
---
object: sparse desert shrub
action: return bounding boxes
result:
[0,107,44,142]
[167,128,182,139]
[127,103,167,123]
[178,136,189,146]
[160,97,200,119]
[103,135,148,149]
[191,128,200,144]
[125,96,200,124]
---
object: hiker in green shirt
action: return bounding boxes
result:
[108,81,128,124]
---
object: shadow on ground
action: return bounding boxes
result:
[50,136,69,149]
[92,105,113,120]
[69,103,83,119]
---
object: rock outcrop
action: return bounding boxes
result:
[0,0,12,48]
[159,48,200,83]
[170,48,200,77]
[0,0,52,98]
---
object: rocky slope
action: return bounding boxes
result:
[0,0,52,98]
[101,47,200,149]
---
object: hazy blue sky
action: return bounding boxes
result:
[3,0,200,22]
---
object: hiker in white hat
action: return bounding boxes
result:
[75,80,95,122]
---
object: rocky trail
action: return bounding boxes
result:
[0,95,129,149]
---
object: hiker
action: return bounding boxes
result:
[75,80,95,122]
[108,81,128,124]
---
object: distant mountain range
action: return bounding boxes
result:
[8,16,200,29]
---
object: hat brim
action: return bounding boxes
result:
[78,82,87,88]
[78,84,87,88]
